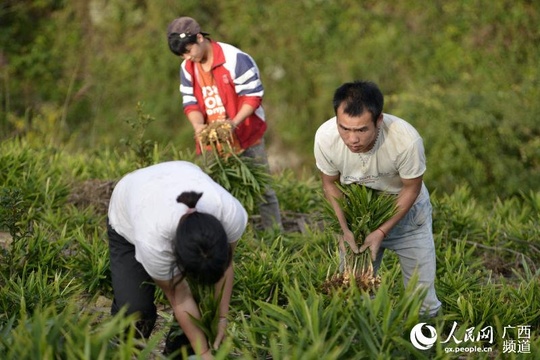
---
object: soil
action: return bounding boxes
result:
[0,231,12,249]
[67,179,116,215]
[66,179,319,234]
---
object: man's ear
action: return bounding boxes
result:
[376,113,384,126]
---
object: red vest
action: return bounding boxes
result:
[183,41,267,153]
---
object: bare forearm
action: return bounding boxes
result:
[175,305,210,354]
[378,177,422,234]
[322,176,349,233]
[187,111,206,133]
[321,173,362,252]
[155,279,210,355]
[230,104,255,128]
[215,263,234,317]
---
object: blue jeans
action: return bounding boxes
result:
[373,197,442,316]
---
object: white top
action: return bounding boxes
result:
[108,161,248,280]
[314,113,429,202]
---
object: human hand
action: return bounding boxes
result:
[212,318,228,350]
[194,123,207,134]
[339,229,359,254]
[194,125,206,144]
[359,230,385,261]
[200,349,214,360]
[227,118,240,129]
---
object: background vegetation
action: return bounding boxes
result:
[2,0,539,201]
[1,0,539,358]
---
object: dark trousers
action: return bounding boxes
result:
[108,222,157,338]
[108,223,193,356]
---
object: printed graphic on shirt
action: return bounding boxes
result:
[202,85,226,118]
[196,63,226,122]
[343,172,393,185]
[194,63,242,152]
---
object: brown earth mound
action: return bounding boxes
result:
[66,179,318,234]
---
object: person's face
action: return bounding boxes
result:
[336,104,381,153]
[181,34,207,62]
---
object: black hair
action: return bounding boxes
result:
[167,32,210,56]
[167,33,198,56]
[332,80,384,124]
[172,191,231,286]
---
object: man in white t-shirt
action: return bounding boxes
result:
[314,80,441,317]
[108,161,247,359]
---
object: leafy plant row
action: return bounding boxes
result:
[1,139,539,359]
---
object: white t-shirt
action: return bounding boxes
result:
[108,161,248,281]
[314,113,429,202]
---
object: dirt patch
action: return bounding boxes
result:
[67,179,116,215]
[87,295,171,357]
[0,231,12,249]
[482,252,515,278]
[67,179,320,234]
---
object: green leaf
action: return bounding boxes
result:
[322,183,398,242]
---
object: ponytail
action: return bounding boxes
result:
[172,191,231,285]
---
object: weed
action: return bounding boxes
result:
[120,102,157,168]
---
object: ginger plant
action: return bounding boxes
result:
[186,121,271,346]
[187,280,224,348]
[321,184,397,294]
[198,121,270,215]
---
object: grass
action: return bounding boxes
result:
[0,138,539,359]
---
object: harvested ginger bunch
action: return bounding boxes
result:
[198,121,234,148]
[321,253,381,294]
